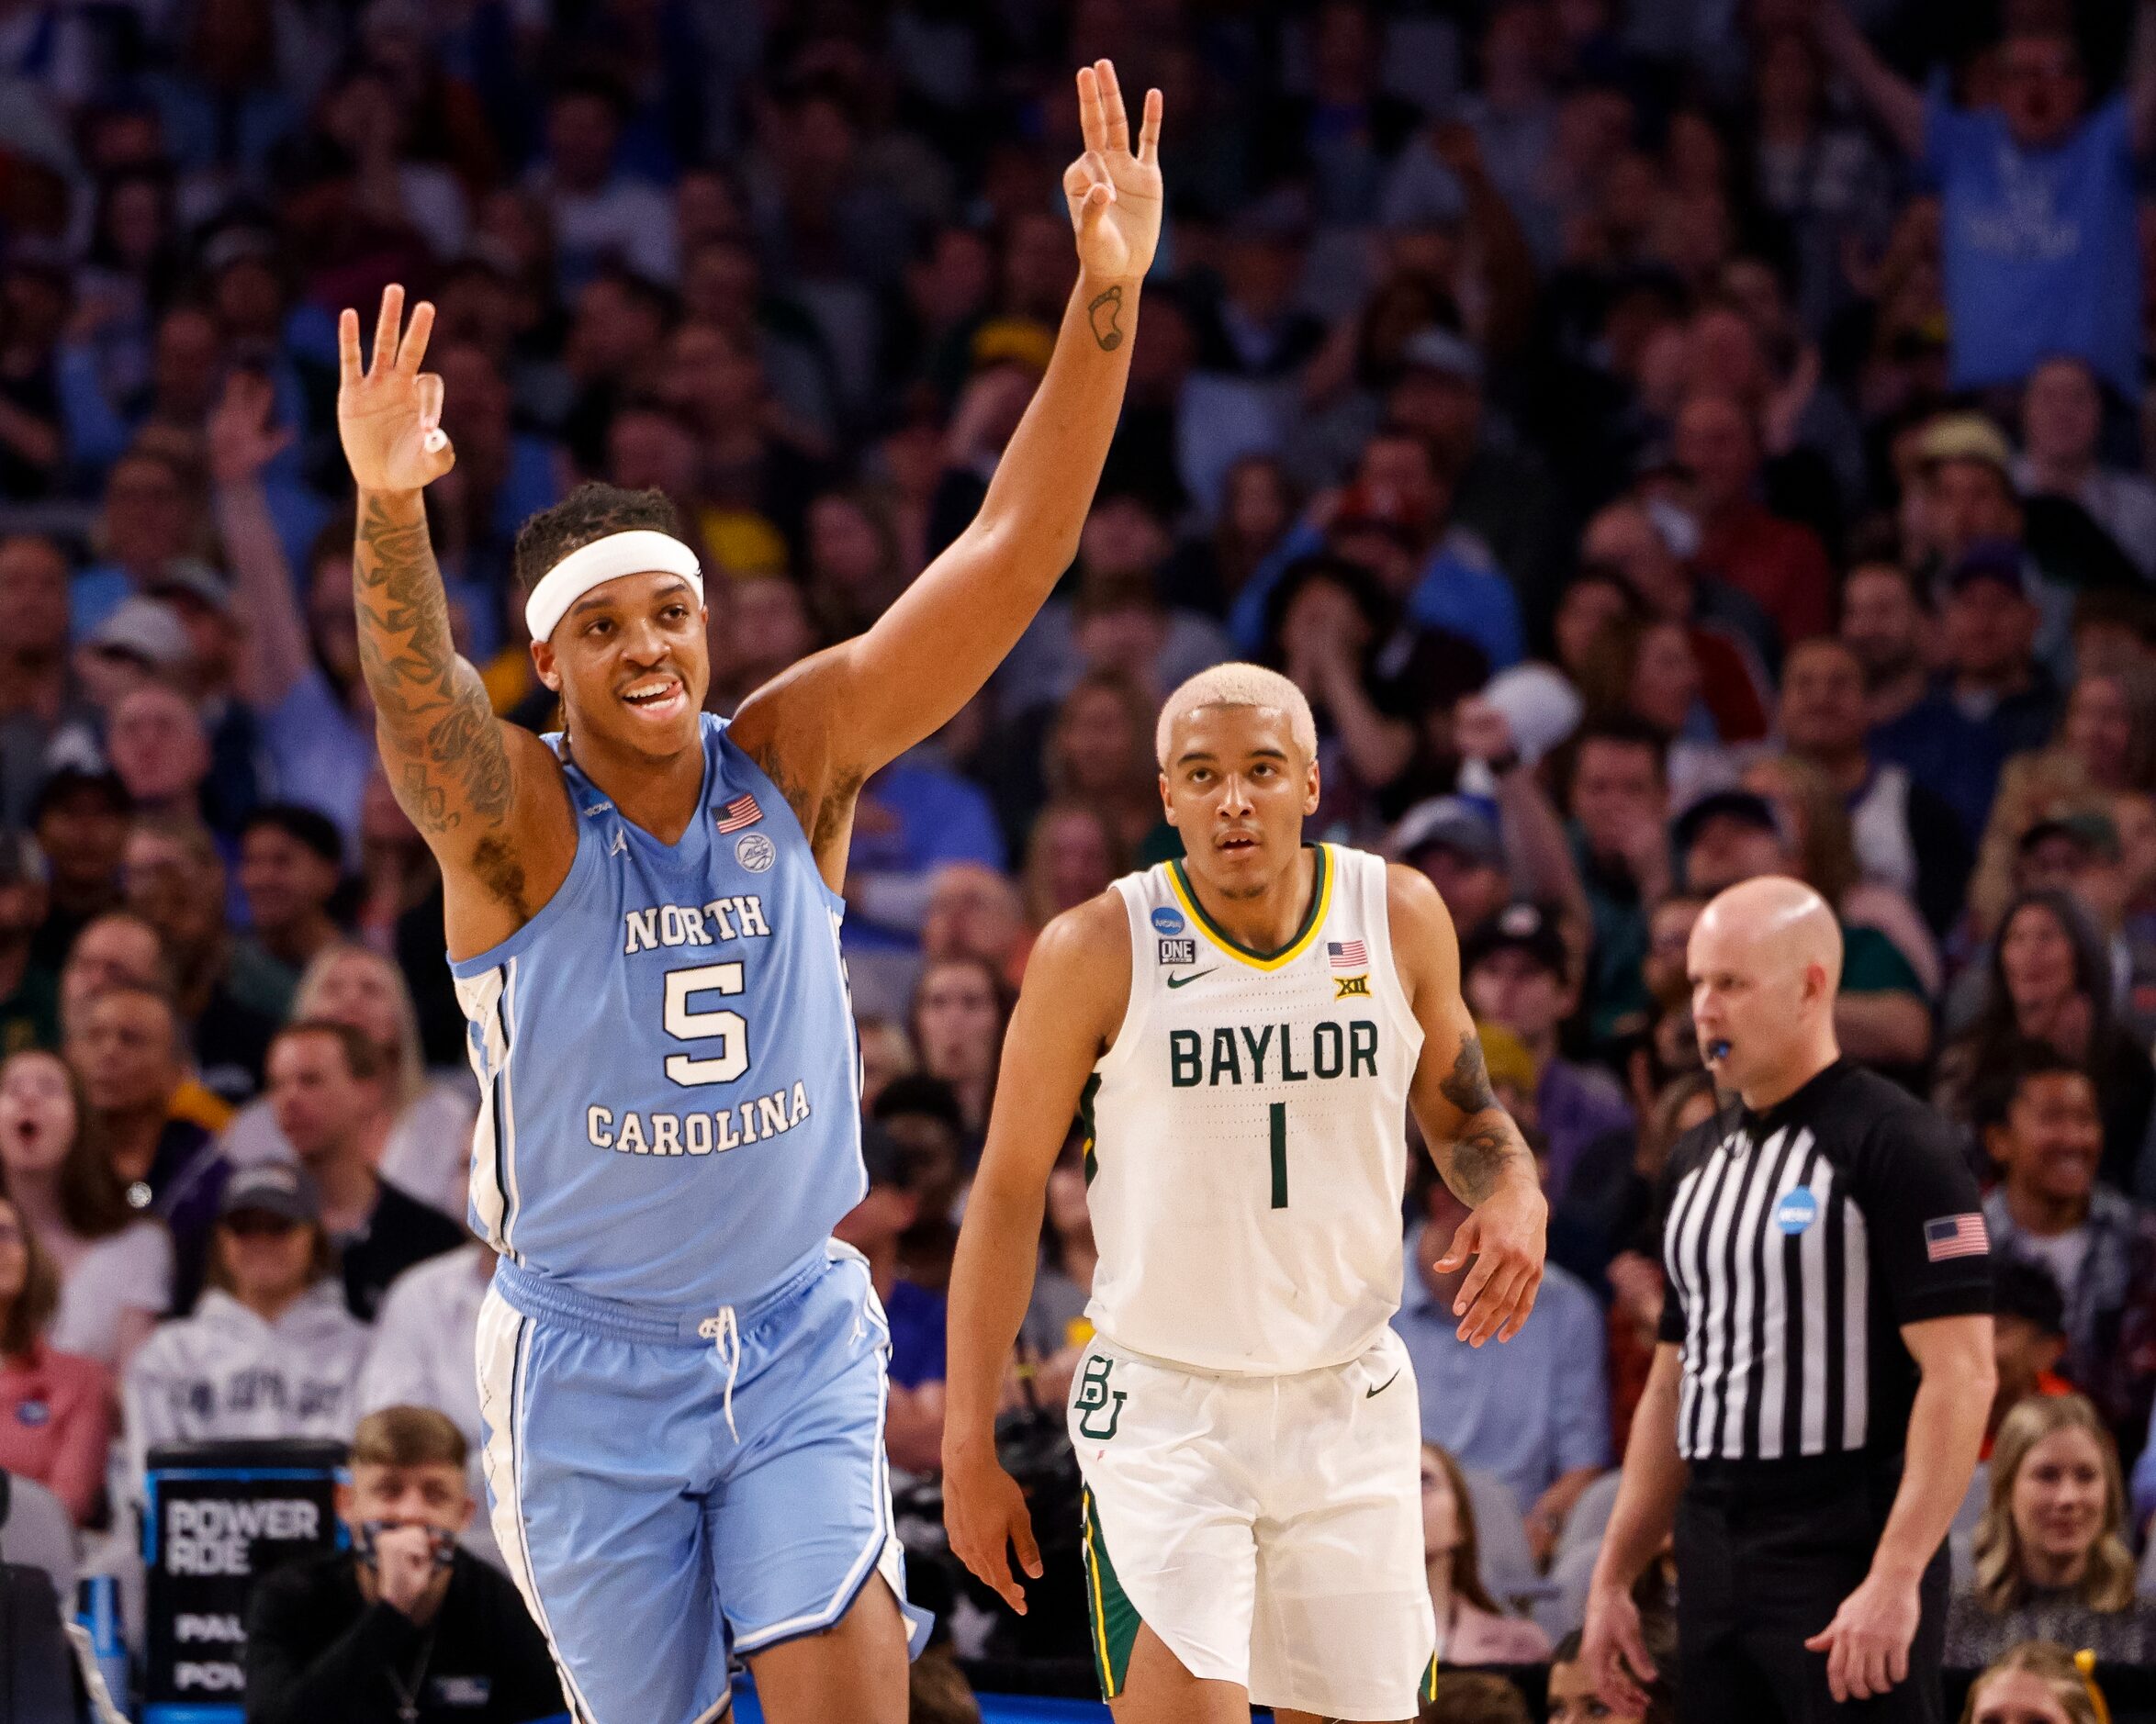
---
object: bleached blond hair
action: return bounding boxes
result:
[1154,664,1319,767]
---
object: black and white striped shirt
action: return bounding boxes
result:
[1656,1060,1991,1466]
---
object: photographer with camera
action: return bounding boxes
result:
[244,1405,564,1724]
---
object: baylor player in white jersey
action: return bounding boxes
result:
[944,665,1548,1724]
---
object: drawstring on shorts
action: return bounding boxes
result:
[699,1307,742,1439]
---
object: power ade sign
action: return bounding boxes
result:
[143,1440,345,1724]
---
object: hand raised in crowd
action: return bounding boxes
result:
[337,284,455,494]
[1453,696,1517,766]
[1062,61,1164,285]
[371,1522,443,1619]
[207,369,292,489]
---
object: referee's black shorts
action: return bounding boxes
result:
[1674,1454,1950,1724]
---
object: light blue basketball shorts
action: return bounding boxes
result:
[475,1239,932,1724]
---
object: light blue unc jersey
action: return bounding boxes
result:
[450,712,863,1311]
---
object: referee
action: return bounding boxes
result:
[1581,877,1994,1722]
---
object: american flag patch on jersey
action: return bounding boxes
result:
[1924,1213,1990,1261]
[714,793,762,833]
[1328,939,1367,970]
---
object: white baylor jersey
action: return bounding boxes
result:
[1083,843,1424,1374]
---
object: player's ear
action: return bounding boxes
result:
[532,637,561,694]
[1302,751,1321,816]
[1157,769,1175,823]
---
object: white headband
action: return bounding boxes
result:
[524,530,704,644]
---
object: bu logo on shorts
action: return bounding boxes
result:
[1075,1355,1126,1439]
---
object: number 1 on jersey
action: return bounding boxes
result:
[1269,1101,1287,1209]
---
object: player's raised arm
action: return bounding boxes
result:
[731,62,1162,837]
[1390,863,1548,1349]
[337,286,569,950]
[943,893,1130,1615]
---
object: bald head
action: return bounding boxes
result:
[1688,876,1843,1103]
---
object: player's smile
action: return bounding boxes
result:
[617,672,689,721]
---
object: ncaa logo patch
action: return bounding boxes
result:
[1774,1189,1820,1236]
[1151,905,1185,935]
[1158,937,1197,966]
[735,832,776,873]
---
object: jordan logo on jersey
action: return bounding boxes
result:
[1074,1355,1125,1439]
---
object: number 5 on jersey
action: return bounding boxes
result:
[664,964,748,1085]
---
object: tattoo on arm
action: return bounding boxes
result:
[353,492,525,907]
[1086,285,1125,351]
[1435,1029,1526,1203]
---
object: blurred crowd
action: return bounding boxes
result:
[7,0,2156,1714]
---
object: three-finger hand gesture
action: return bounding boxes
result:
[337,284,454,494]
[1063,60,1164,287]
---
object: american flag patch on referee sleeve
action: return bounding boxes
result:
[714,793,762,833]
[1924,1213,1989,1261]
[1328,939,1367,970]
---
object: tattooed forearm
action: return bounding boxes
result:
[1433,1029,1530,1203]
[1438,1032,1498,1115]
[354,489,519,876]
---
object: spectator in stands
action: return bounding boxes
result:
[0,537,89,833]
[1674,387,1836,648]
[907,954,1012,1144]
[1959,1640,2108,1724]
[1420,1442,1554,1665]
[221,944,475,1220]
[1398,1169,1609,1547]
[1017,1145,1095,1405]
[1547,1627,1674,1724]
[1565,719,1670,1054]
[1462,902,1632,1205]
[122,1162,369,1489]
[72,446,202,636]
[1034,670,1168,863]
[1577,498,1772,739]
[264,1022,464,1322]
[356,1242,499,1568]
[105,680,211,826]
[855,1019,915,1114]
[1673,787,1935,1069]
[1739,753,1941,997]
[0,1047,169,1372]
[1777,635,1972,938]
[1947,1394,2156,1666]
[1989,1258,2074,1460]
[2018,356,2156,579]
[1939,543,2065,767]
[25,770,129,970]
[210,375,374,850]
[1019,800,1123,937]
[834,1124,943,1474]
[246,1405,565,1724]
[1942,895,2156,1193]
[1821,0,2156,403]
[1974,1042,2156,1462]
[1391,799,1511,945]
[0,1191,107,1524]
[121,817,279,1100]
[0,833,53,1056]
[919,864,1027,982]
[64,980,228,1296]
[233,806,346,1020]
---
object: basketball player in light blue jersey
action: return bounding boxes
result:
[331,64,1162,1724]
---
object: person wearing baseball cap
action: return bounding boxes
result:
[1939,539,2062,762]
[1389,795,1510,935]
[1461,902,1634,1206]
[121,1154,372,1491]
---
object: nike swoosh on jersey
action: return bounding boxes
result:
[1165,969,1216,989]
[1365,1371,1400,1398]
